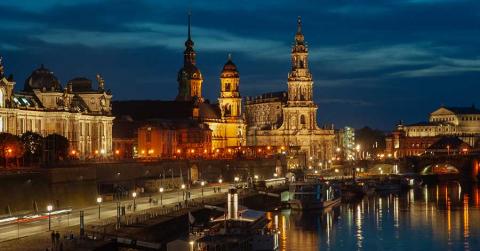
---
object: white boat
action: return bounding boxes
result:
[196,188,279,251]
[286,180,341,210]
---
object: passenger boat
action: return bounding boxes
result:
[195,188,279,251]
[286,180,341,210]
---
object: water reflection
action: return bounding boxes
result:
[271,183,480,251]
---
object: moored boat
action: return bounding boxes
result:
[286,180,341,210]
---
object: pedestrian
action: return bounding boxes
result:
[55,231,60,246]
[59,242,63,251]
[51,231,55,247]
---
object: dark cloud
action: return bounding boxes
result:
[0,0,478,130]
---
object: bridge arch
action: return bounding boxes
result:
[421,163,459,175]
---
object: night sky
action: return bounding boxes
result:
[1,0,479,130]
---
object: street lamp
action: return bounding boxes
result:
[273,173,278,178]
[218,178,223,184]
[181,184,186,202]
[159,187,164,206]
[47,204,53,231]
[189,240,195,251]
[234,176,239,183]
[96,197,102,219]
[132,192,137,211]
[201,181,205,202]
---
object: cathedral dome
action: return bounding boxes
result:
[220,55,239,78]
[24,64,62,92]
[177,63,203,81]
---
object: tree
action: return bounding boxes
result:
[44,134,69,163]
[21,131,44,165]
[356,127,386,156]
[0,132,24,168]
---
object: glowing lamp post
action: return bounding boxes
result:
[189,240,195,251]
[201,181,205,202]
[181,184,186,202]
[132,192,137,211]
[47,204,53,231]
[159,187,164,205]
[96,197,102,219]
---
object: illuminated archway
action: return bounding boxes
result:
[421,163,459,175]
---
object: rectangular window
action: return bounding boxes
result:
[146,129,152,143]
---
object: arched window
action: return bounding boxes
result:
[300,115,306,125]
[225,83,231,92]
[224,104,231,116]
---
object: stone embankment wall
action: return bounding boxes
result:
[0,158,281,214]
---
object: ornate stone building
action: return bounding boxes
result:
[386,105,480,157]
[175,14,245,149]
[0,58,114,158]
[245,17,335,161]
[113,14,245,153]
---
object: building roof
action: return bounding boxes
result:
[24,64,62,92]
[113,117,140,139]
[220,55,239,78]
[112,100,222,122]
[12,93,43,109]
[142,118,211,131]
[112,100,195,120]
[443,106,480,115]
[69,77,95,92]
[405,121,451,127]
[427,136,470,150]
[199,102,221,120]
[246,91,288,103]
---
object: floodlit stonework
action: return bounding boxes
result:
[245,17,335,161]
[0,58,113,158]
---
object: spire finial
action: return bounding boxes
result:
[297,16,302,33]
[228,53,232,61]
[187,11,192,40]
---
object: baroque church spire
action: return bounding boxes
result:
[176,12,203,102]
[288,16,313,103]
[184,11,196,66]
[295,16,305,45]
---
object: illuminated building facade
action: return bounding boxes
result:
[0,58,113,158]
[112,14,245,155]
[136,120,212,158]
[386,105,480,157]
[175,14,245,149]
[245,17,335,161]
[336,126,355,160]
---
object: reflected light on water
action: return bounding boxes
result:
[267,183,479,251]
[376,197,382,231]
[464,195,470,251]
[356,204,363,249]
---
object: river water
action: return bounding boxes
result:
[267,182,480,251]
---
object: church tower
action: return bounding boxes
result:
[219,54,241,118]
[283,16,319,131]
[176,13,203,102]
[287,16,313,105]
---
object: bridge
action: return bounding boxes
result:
[401,154,480,182]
